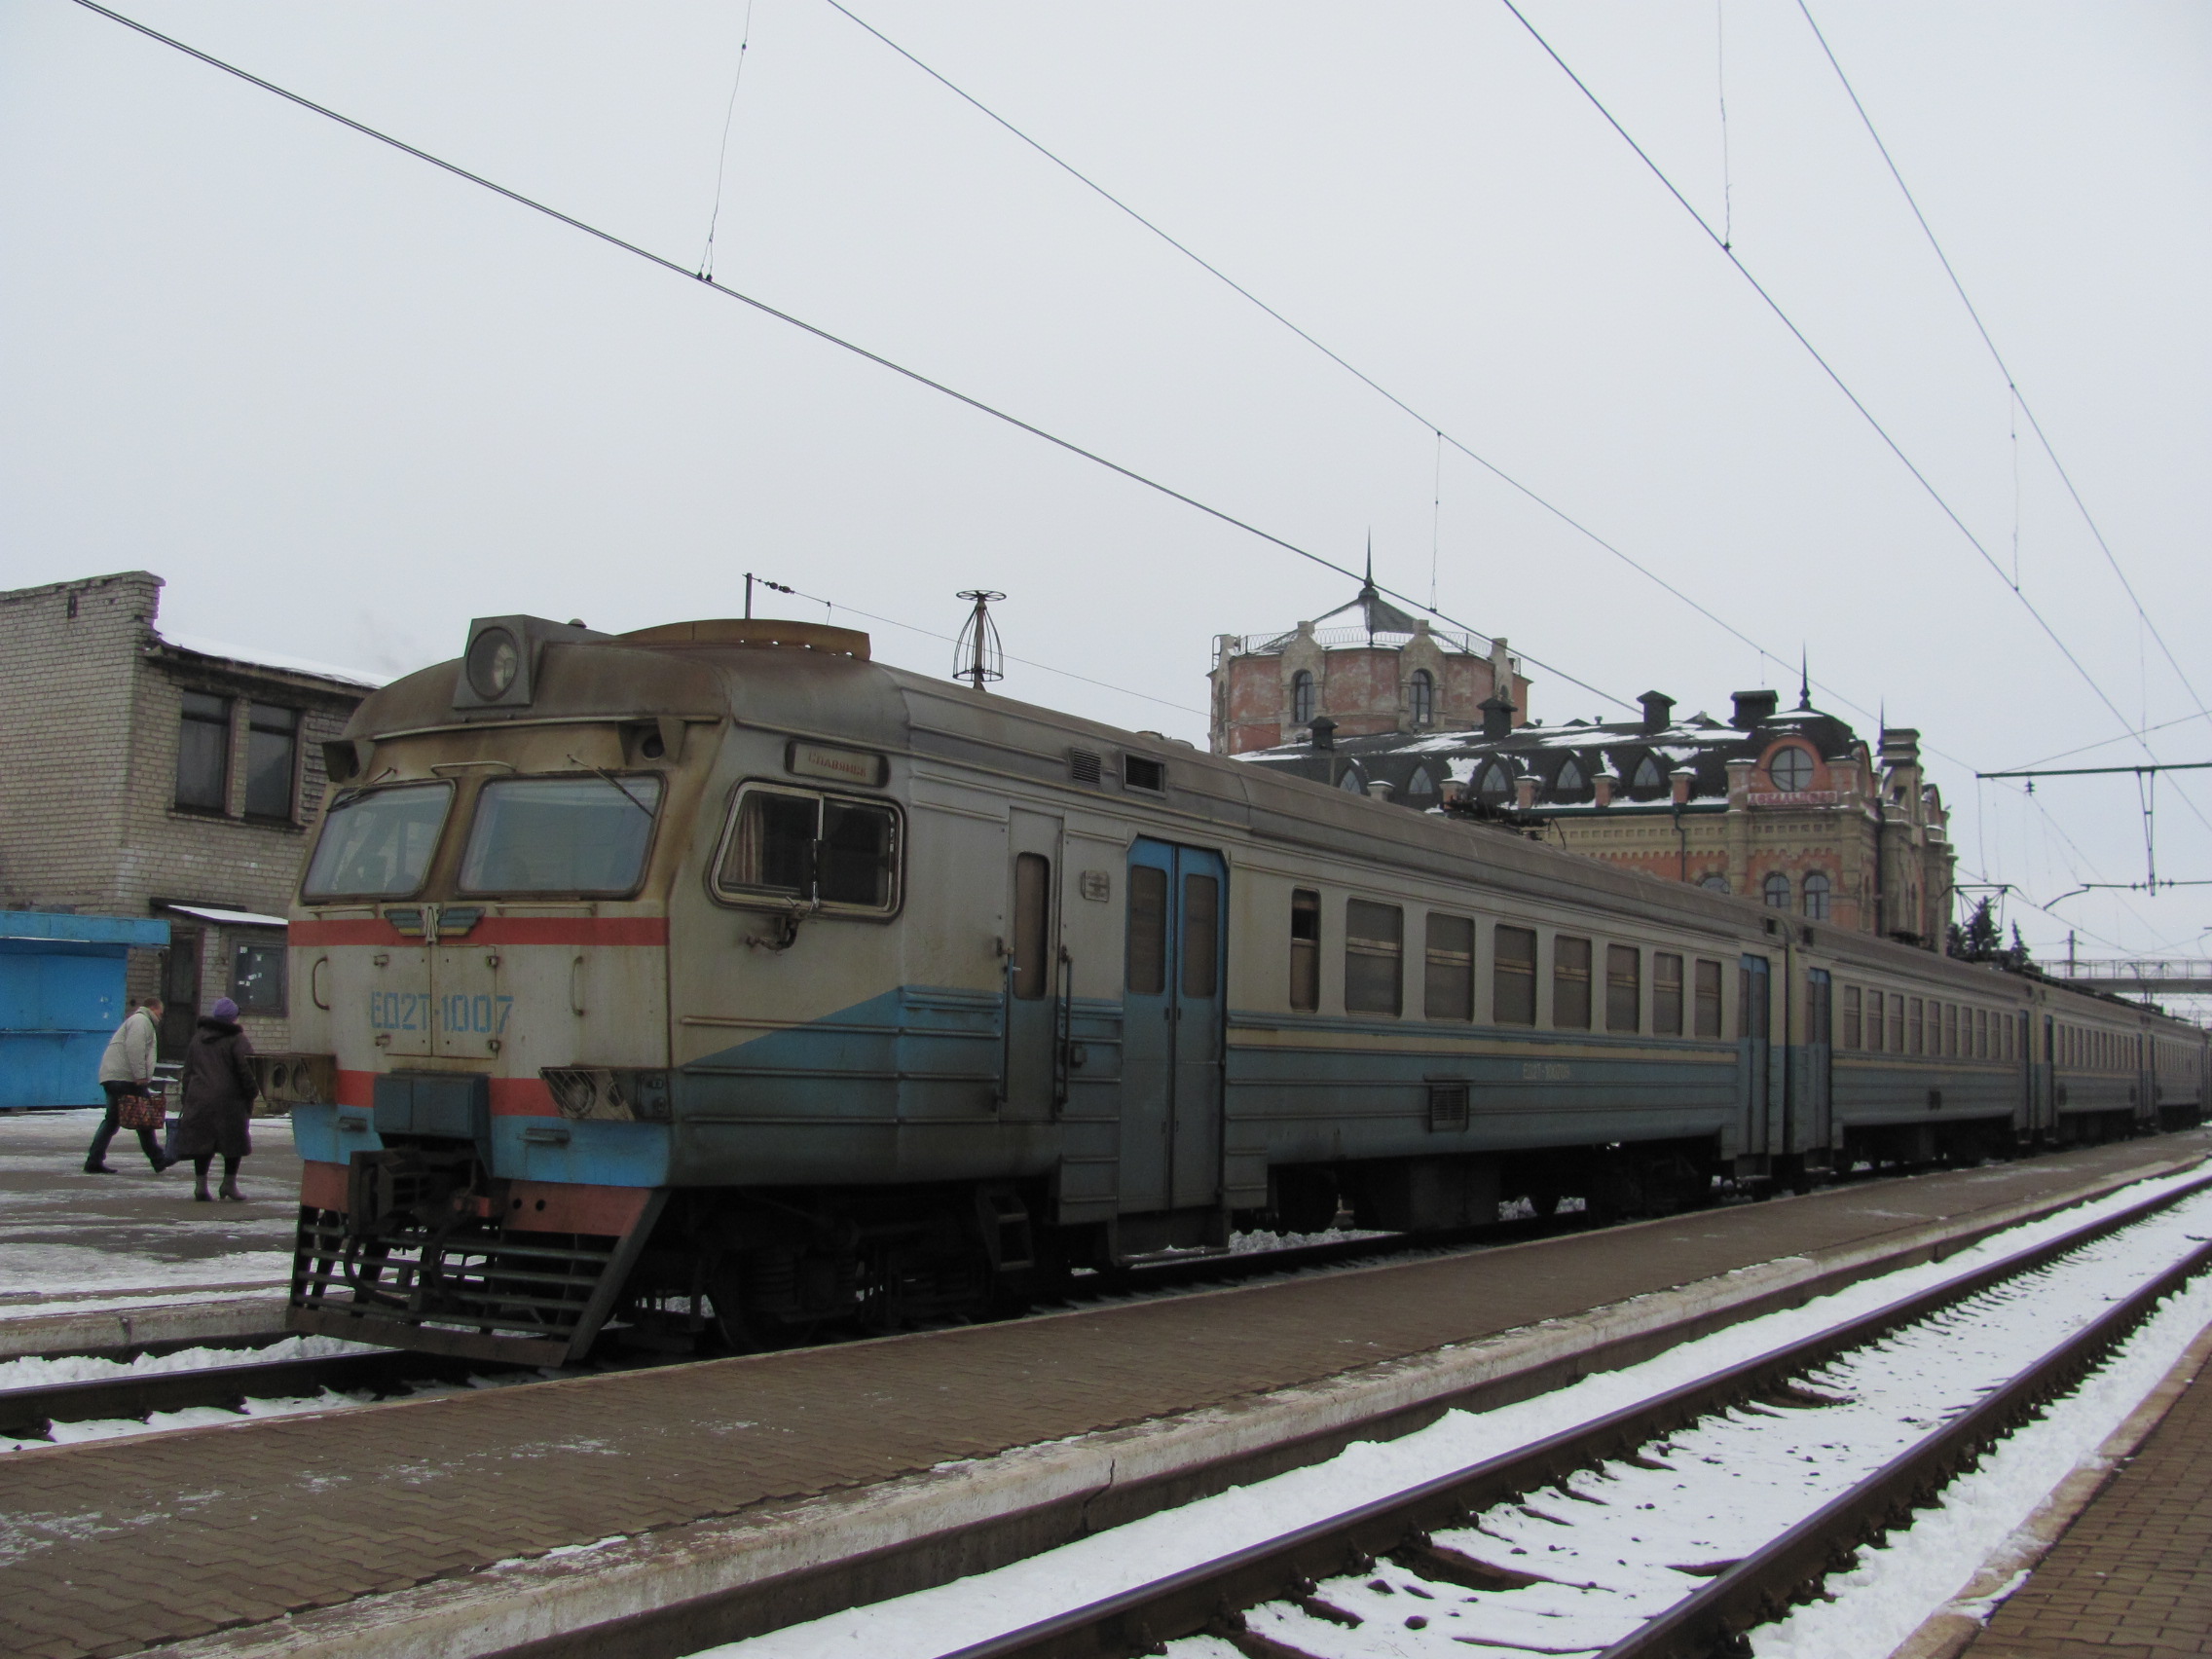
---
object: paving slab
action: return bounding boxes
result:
[1966,1314,2212,1659]
[0,1132,2203,1658]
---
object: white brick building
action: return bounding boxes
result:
[0,571,378,1057]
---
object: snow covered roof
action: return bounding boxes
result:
[164,903,287,930]
[159,631,388,690]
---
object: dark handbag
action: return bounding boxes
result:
[117,1090,165,1132]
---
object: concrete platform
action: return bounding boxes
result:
[1,1133,2203,1659]
[0,1108,302,1356]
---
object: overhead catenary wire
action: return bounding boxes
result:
[696,0,758,282]
[816,0,1887,732]
[1492,0,2155,756]
[68,0,1639,719]
[1794,0,2212,736]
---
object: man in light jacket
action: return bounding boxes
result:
[87,997,172,1174]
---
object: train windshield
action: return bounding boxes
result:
[458,774,664,896]
[303,782,454,899]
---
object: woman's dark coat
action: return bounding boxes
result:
[174,1016,257,1160]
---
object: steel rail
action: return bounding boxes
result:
[0,1349,527,1440]
[931,1171,2212,1659]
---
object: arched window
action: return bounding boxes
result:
[1763,871,1792,909]
[1407,670,1434,727]
[1405,767,1437,802]
[1803,870,1831,921]
[1633,756,1666,796]
[1769,746,1815,792]
[1699,873,1731,894]
[1339,768,1367,795]
[1556,757,1585,793]
[1477,762,1513,804]
[1291,670,1315,726]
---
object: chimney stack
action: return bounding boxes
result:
[1670,767,1696,806]
[1731,688,1780,730]
[1639,690,1675,734]
[1309,716,1337,752]
[1480,692,1517,739]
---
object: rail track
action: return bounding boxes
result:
[0,1147,2176,1454]
[764,1169,2212,1659]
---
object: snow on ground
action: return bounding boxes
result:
[0,1333,371,1393]
[689,1169,2212,1659]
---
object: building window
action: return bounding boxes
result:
[1493,925,1537,1026]
[1763,872,1792,909]
[1803,870,1831,921]
[1632,756,1666,797]
[1289,889,1320,1012]
[1405,767,1437,804]
[1339,769,1367,794]
[176,691,230,812]
[1699,873,1731,895]
[1555,757,1585,794]
[1605,943,1640,1033]
[1653,952,1683,1035]
[1291,670,1315,726]
[1477,763,1513,805]
[1769,746,1815,792]
[1553,936,1592,1029]
[244,703,299,820]
[1424,913,1474,1021]
[1407,670,1433,727]
[231,938,286,1015]
[1344,900,1403,1015]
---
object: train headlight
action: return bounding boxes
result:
[466,626,522,701]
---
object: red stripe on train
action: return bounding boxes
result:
[334,1070,561,1117]
[291,916,667,946]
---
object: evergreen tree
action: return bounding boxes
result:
[1948,896,2005,962]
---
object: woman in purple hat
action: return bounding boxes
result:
[173,997,260,1201]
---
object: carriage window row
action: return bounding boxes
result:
[1297,894,1722,1036]
[1838,986,2016,1062]
[2055,1022,2141,1072]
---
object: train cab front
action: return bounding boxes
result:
[280,614,704,1365]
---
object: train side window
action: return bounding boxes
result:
[1908,998,1925,1055]
[1693,959,1723,1038]
[1289,889,1320,1012]
[1013,854,1051,1001]
[719,787,900,913]
[819,799,897,906]
[1944,1003,1959,1057]
[1654,952,1684,1036]
[1126,866,1167,994]
[1493,926,1537,1026]
[1842,984,1861,1050]
[1181,874,1220,999]
[1605,944,1640,1033]
[1975,1009,1988,1059]
[1424,913,1474,1021]
[1554,937,1592,1030]
[1890,994,1904,1052]
[1345,901,1403,1016]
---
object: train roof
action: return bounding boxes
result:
[343,619,2200,1034]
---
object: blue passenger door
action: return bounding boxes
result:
[1738,954,1773,1161]
[1803,969,1833,1158]
[1120,839,1227,1213]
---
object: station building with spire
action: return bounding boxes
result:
[1218,576,1956,948]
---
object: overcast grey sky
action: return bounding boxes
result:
[3,1,2207,968]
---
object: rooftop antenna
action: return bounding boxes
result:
[954,589,1005,691]
[1362,533,1378,642]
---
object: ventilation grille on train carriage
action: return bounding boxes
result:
[1123,754,1166,793]
[1068,748,1103,787]
[1427,1083,1471,1132]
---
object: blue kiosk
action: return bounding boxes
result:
[0,912,171,1110]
